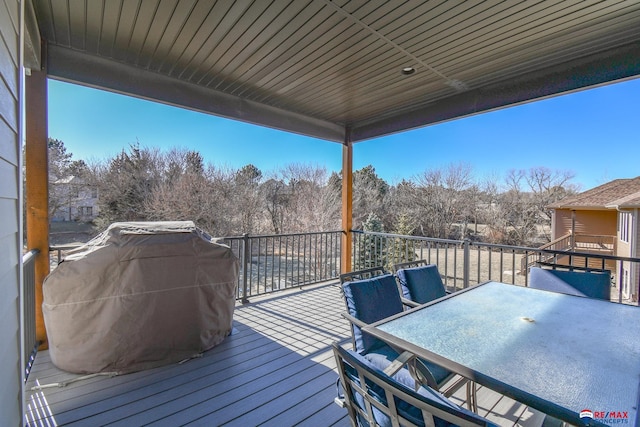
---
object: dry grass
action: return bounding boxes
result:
[416,247,528,291]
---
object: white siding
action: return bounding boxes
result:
[0,0,23,425]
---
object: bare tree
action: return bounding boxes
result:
[525,167,580,239]
[82,141,581,248]
[496,167,579,245]
[232,164,265,234]
[262,177,289,234]
[144,149,217,232]
[413,163,474,238]
[457,184,483,240]
[477,173,506,244]
[280,163,341,232]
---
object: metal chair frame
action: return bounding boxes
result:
[333,343,490,427]
[392,259,428,272]
[340,266,387,284]
[337,267,473,409]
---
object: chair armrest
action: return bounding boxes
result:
[341,310,470,402]
[412,358,439,389]
[400,297,420,308]
[383,350,415,377]
[340,311,369,329]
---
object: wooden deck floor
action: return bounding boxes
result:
[24,282,545,426]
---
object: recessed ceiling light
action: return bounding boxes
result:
[401,67,416,76]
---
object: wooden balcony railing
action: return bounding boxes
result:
[520,233,617,274]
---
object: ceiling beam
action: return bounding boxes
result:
[23,0,41,70]
[46,45,346,143]
[352,42,640,142]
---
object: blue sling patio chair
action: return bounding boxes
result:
[393,260,448,308]
[338,268,471,405]
[333,343,495,427]
[528,266,611,300]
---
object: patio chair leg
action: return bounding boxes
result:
[334,377,347,408]
[467,381,477,413]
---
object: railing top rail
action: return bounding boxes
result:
[223,230,343,240]
[530,246,638,263]
[352,230,531,251]
[352,229,640,264]
[468,241,549,252]
[50,230,344,251]
[542,233,572,247]
[574,233,617,239]
[23,249,40,263]
[49,244,83,251]
[350,230,463,245]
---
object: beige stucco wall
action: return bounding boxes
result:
[552,208,617,239]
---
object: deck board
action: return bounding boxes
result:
[25,282,543,426]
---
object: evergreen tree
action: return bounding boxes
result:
[355,212,386,270]
[47,138,89,220]
[95,143,162,225]
[386,213,417,270]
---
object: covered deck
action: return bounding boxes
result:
[11,3,640,425]
[25,282,543,426]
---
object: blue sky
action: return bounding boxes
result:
[48,77,640,191]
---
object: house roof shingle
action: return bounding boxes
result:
[608,191,640,209]
[548,177,640,210]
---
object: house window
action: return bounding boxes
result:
[620,212,632,243]
[91,188,98,198]
[79,206,93,217]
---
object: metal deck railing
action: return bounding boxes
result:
[22,249,40,382]
[50,229,640,305]
[220,231,342,302]
[350,230,640,304]
[51,230,343,303]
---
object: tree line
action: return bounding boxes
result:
[47,139,580,247]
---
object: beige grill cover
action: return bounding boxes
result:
[43,221,239,374]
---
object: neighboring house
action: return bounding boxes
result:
[548,177,640,300]
[50,176,99,222]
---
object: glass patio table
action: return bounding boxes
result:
[363,281,640,426]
